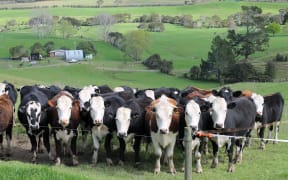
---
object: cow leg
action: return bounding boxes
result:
[91,131,100,165]
[5,123,13,156]
[0,134,3,156]
[266,125,273,144]
[274,121,280,144]
[258,127,265,150]
[54,136,62,166]
[227,138,235,172]
[37,134,44,153]
[152,143,162,175]
[203,137,209,155]
[195,146,203,173]
[235,139,245,163]
[211,141,219,168]
[79,127,88,154]
[104,133,113,166]
[43,128,52,160]
[70,131,79,166]
[28,133,38,163]
[118,137,126,166]
[166,142,176,175]
[133,136,142,167]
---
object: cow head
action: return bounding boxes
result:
[78,85,100,112]
[0,83,8,96]
[48,93,73,128]
[185,99,201,131]
[152,95,177,134]
[251,93,264,117]
[210,97,228,129]
[20,101,42,130]
[115,107,132,138]
[89,96,105,126]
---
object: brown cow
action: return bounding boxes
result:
[145,94,183,175]
[0,94,14,156]
[47,91,81,166]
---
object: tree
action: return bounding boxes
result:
[107,32,124,49]
[202,35,236,82]
[266,22,281,36]
[76,41,97,55]
[44,41,54,57]
[30,42,45,55]
[265,61,276,79]
[123,30,150,61]
[29,9,54,38]
[9,45,29,60]
[96,0,104,8]
[114,0,122,6]
[227,6,269,60]
[94,13,116,42]
[189,66,201,80]
[57,19,76,39]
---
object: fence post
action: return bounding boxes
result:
[184,127,192,180]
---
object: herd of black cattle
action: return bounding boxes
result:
[0,80,284,174]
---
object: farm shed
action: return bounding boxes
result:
[64,50,84,61]
[49,50,65,58]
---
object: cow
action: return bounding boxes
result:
[255,92,284,149]
[47,91,81,166]
[17,86,52,162]
[77,85,100,153]
[114,96,153,167]
[0,81,18,126]
[0,94,14,156]
[145,94,183,175]
[102,94,126,166]
[207,96,257,172]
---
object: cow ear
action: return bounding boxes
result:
[212,89,218,96]
[91,93,99,98]
[227,102,236,109]
[94,89,100,94]
[73,99,80,106]
[18,105,26,113]
[132,113,139,119]
[48,100,56,107]
[104,101,111,108]
[175,106,184,113]
[233,91,242,97]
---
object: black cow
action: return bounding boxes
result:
[256,92,284,149]
[115,96,153,167]
[208,97,256,172]
[17,86,51,162]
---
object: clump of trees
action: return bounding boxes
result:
[143,54,173,74]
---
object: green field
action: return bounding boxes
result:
[0,1,288,179]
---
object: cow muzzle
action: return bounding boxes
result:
[117,132,127,138]
[160,129,169,134]
[215,123,224,129]
[93,120,103,126]
[30,124,40,130]
[190,125,198,132]
[60,120,69,127]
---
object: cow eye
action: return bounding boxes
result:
[151,107,156,112]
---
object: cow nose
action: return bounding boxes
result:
[257,112,263,116]
[84,102,90,109]
[215,123,223,129]
[93,120,102,126]
[60,120,69,127]
[118,132,127,138]
[160,129,169,134]
[31,124,39,130]
[190,126,198,131]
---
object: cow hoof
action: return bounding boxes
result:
[273,141,278,144]
[211,162,218,168]
[227,163,235,172]
[38,148,44,153]
[181,167,185,172]
[54,158,61,166]
[169,168,176,175]
[154,168,160,175]
[72,157,79,166]
[118,160,124,166]
[106,158,113,166]
[196,168,203,174]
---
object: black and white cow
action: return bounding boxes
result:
[208,96,257,172]
[114,96,153,166]
[256,92,284,149]
[17,86,52,162]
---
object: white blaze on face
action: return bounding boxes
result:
[145,90,155,100]
[90,96,105,125]
[79,85,99,111]
[185,100,201,130]
[211,97,227,129]
[0,83,8,96]
[26,101,42,129]
[251,93,264,116]
[57,95,73,127]
[154,95,176,134]
[115,107,131,137]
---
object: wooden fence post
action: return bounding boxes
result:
[184,127,192,180]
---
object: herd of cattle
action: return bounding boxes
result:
[0,80,284,175]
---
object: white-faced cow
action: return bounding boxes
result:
[255,92,284,149]
[47,91,81,166]
[0,94,14,157]
[115,96,153,167]
[145,94,183,175]
[18,86,52,162]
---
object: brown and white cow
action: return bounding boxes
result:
[47,91,81,166]
[145,94,183,175]
[0,94,14,156]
